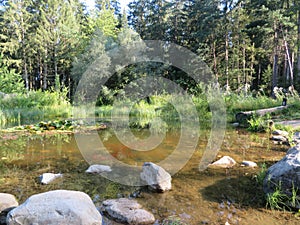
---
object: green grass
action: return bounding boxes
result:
[2,89,300,130]
[254,163,267,186]
[0,90,71,128]
[266,182,288,210]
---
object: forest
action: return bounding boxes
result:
[0,0,299,98]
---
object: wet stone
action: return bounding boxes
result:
[209,156,236,168]
[140,162,172,192]
[263,145,300,209]
[100,198,155,225]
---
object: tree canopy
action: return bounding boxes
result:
[0,0,299,99]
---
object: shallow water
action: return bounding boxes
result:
[0,128,299,225]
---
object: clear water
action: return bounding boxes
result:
[0,128,299,225]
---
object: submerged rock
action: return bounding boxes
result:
[0,193,18,224]
[100,198,155,225]
[140,162,172,192]
[39,173,63,184]
[7,190,102,225]
[241,161,257,168]
[86,164,112,173]
[263,145,300,209]
[209,156,236,168]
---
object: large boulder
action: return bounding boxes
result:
[0,193,18,224]
[100,198,155,225]
[7,190,102,225]
[140,162,171,192]
[263,145,300,209]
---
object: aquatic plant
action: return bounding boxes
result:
[265,180,299,211]
[266,181,288,210]
[162,216,187,225]
[254,163,267,186]
[290,182,299,209]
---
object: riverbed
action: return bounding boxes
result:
[0,127,299,225]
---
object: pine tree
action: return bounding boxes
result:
[0,0,33,90]
[34,0,82,90]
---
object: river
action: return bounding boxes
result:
[0,127,299,224]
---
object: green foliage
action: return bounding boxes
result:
[22,119,79,132]
[254,163,267,186]
[265,180,300,211]
[224,93,281,114]
[266,181,289,210]
[0,55,25,94]
[247,114,269,132]
[0,90,71,127]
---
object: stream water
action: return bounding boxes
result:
[0,127,299,225]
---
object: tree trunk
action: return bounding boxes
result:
[272,22,279,97]
[43,49,48,91]
[243,41,246,92]
[225,32,229,91]
[297,9,300,85]
[283,32,294,88]
[212,40,218,79]
[236,105,289,123]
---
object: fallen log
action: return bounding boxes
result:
[235,105,289,123]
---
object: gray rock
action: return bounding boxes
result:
[100,198,155,225]
[39,173,63,184]
[272,129,289,137]
[86,165,112,173]
[241,161,257,168]
[231,123,239,128]
[209,156,236,168]
[293,132,300,144]
[0,193,18,224]
[7,190,102,225]
[140,162,171,192]
[263,145,300,209]
[270,135,288,142]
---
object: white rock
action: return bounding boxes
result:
[39,173,63,184]
[209,156,236,168]
[140,162,172,192]
[7,190,102,225]
[85,164,112,173]
[100,198,155,225]
[0,193,18,213]
[241,161,257,167]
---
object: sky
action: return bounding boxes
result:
[83,0,131,11]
